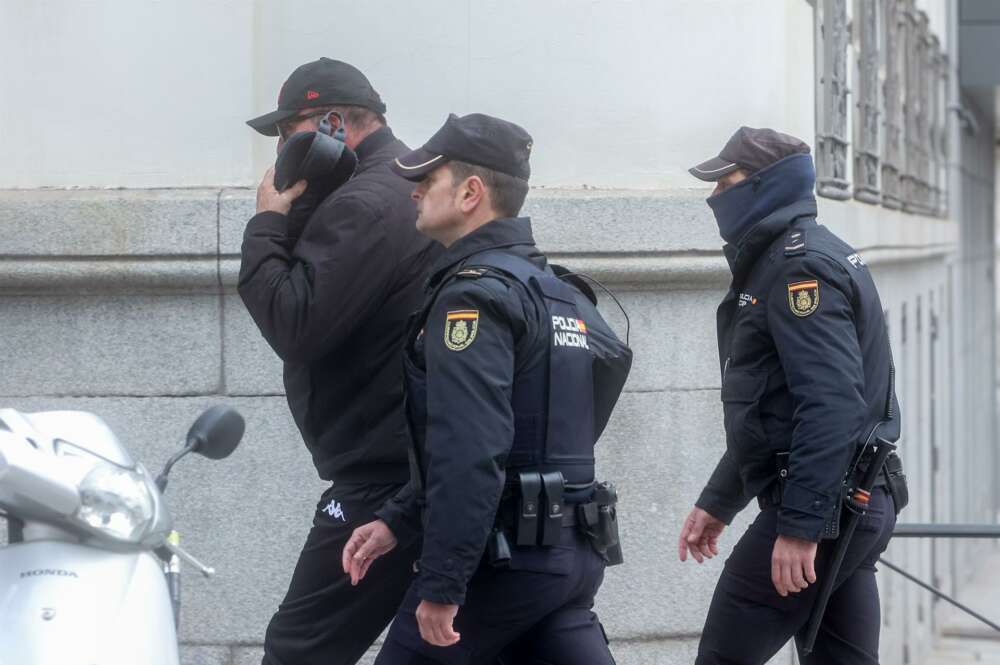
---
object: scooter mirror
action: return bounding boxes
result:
[186,406,245,460]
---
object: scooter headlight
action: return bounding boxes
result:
[76,463,154,543]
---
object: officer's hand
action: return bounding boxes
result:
[416,600,461,647]
[771,534,818,597]
[341,519,398,586]
[678,506,726,563]
[255,166,307,215]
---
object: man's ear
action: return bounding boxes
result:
[458,175,487,214]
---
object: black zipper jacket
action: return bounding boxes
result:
[239,126,441,483]
[696,181,900,542]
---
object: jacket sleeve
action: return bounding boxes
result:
[237,195,393,363]
[696,450,751,524]
[414,278,518,605]
[766,255,867,541]
[374,480,423,548]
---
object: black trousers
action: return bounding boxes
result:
[262,482,421,665]
[373,528,616,665]
[697,487,896,665]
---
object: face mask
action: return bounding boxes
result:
[705,153,817,246]
[274,111,359,225]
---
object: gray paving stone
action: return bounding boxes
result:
[223,294,285,395]
[0,294,222,397]
[607,288,722,392]
[524,188,720,254]
[594,390,756,638]
[0,257,218,295]
[180,644,231,665]
[232,642,380,664]
[608,638,699,665]
[0,189,219,257]
[230,647,262,665]
[217,188,720,259]
[219,190,256,257]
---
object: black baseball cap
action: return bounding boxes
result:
[391,113,533,182]
[247,58,386,137]
[689,126,811,181]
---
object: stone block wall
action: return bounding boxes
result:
[0,185,991,664]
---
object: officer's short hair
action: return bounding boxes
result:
[448,160,529,218]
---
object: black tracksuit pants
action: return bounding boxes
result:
[697,487,896,665]
[262,482,421,665]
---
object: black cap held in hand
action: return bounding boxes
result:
[247,58,386,137]
[391,113,533,182]
[689,127,811,181]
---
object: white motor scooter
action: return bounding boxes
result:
[0,405,244,665]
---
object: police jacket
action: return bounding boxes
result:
[376,216,627,605]
[695,154,900,542]
[238,127,441,483]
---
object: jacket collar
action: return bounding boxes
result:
[354,126,401,174]
[724,197,818,282]
[428,217,536,286]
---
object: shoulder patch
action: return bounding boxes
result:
[787,280,819,317]
[784,228,807,256]
[444,310,479,351]
[455,268,488,279]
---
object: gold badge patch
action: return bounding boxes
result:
[444,310,479,351]
[787,280,820,317]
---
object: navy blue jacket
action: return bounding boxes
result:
[377,217,549,604]
[695,155,900,542]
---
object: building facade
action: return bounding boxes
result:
[1,1,996,663]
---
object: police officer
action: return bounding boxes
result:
[340,113,630,664]
[678,127,904,664]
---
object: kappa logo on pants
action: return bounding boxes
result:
[322,498,347,522]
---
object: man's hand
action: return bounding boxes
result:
[416,600,460,647]
[678,506,726,563]
[771,533,818,597]
[256,166,307,215]
[341,519,398,586]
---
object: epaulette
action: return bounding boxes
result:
[455,267,488,279]
[784,228,807,257]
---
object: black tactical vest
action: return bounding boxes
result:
[403,250,632,487]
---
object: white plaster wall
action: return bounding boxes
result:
[2,0,817,190]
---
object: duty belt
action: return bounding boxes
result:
[491,471,623,567]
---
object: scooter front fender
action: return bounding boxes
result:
[0,540,179,665]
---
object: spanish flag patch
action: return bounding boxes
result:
[444,310,479,351]
[787,280,820,317]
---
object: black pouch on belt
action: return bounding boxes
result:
[486,528,512,568]
[883,452,908,515]
[516,472,542,546]
[577,481,623,566]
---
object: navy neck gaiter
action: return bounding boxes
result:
[706,153,817,246]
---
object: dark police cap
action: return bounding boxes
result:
[689,126,811,181]
[392,113,533,182]
[247,58,386,137]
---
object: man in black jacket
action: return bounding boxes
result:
[678,127,903,664]
[240,57,440,665]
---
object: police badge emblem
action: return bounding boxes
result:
[787,280,820,317]
[445,310,479,351]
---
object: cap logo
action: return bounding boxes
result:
[306,90,320,100]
